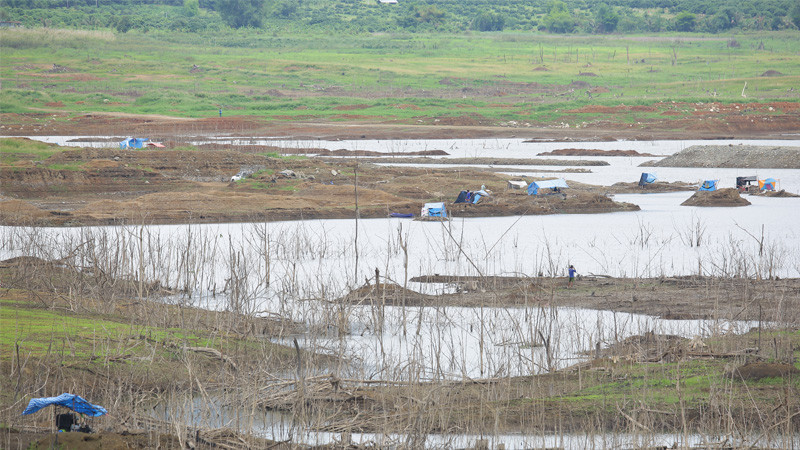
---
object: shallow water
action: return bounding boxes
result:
[7,136,800,446]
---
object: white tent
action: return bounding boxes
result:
[507,180,528,190]
[528,179,569,195]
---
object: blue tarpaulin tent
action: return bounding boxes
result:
[698,180,718,191]
[454,191,472,203]
[22,393,107,417]
[119,138,149,149]
[528,179,569,195]
[421,202,447,218]
[638,173,657,187]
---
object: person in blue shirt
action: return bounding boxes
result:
[568,265,577,288]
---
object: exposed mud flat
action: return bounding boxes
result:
[381,275,800,321]
[0,140,638,226]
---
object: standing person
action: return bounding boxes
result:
[219,108,222,117]
[568,265,577,288]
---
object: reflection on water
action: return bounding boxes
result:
[149,395,799,448]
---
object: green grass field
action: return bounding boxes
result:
[1,28,799,125]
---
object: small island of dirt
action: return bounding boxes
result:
[0,139,639,226]
[644,144,800,168]
[537,148,662,157]
[680,188,751,207]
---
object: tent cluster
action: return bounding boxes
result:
[713,176,780,192]
[454,187,491,204]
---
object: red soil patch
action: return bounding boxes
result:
[331,114,372,120]
[44,102,64,107]
[539,148,659,157]
[567,105,657,114]
[333,104,370,111]
[395,104,421,110]
[567,105,620,114]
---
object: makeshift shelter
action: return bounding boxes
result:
[698,180,718,191]
[759,178,778,191]
[421,202,447,218]
[638,173,657,187]
[736,176,757,190]
[528,179,568,196]
[454,191,472,203]
[22,393,107,417]
[507,180,528,190]
[119,138,149,149]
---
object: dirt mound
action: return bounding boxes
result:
[646,145,800,168]
[680,188,751,207]
[609,180,696,193]
[0,199,54,224]
[538,148,659,157]
[342,282,432,306]
[750,189,800,198]
[532,66,549,71]
[732,362,799,380]
[760,70,784,77]
[578,72,597,77]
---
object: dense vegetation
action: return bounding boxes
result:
[2,0,799,34]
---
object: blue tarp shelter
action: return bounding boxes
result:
[638,173,657,187]
[421,202,447,218]
[698,180,718,191]
[472,189,490,204]
[759,178,778,191]
[119,138,149,149]
[528,179,569,195]
[454,191,472,203]
[22,393,107,417]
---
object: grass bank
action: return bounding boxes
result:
[1,29,799,127]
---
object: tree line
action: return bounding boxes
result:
[2,0,799,33]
